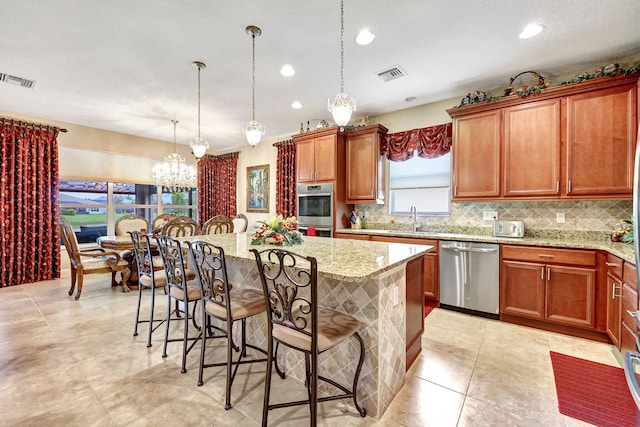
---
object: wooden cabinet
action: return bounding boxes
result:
[621,262,639,354]
[405,256,424,370]
[503,99,561,197]
[605,254,624,346]
[423,244,439,301]
[345,124,388,204]
[294,128,342,183]
[500,245,597,329]
[451,110,501,199]
[566,83,637,197]
[447,72,639,201]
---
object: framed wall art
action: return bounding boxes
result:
[247,164,269,213]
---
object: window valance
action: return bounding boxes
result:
[381,122,452,162]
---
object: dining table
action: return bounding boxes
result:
[97,234,158,291]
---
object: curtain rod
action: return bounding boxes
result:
[0,117,68,133]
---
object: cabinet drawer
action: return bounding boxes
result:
[621,321,640,355]
[370,235,438,249]
[624,262,638,291]
[622,283,638,327]
[605,254,624,279]
[501,245,596,267]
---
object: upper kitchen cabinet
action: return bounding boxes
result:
[345,124,388,204]
[566,83,637,197]
[451,110,501,199]
[503,99,561,198]
[447,72,639,201]
[294,127,345,183]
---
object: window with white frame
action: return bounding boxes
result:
[388,152,451,216]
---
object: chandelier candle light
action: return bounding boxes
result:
[152,120,196,193]
[242,25,265,147]
[328,0,356,127]
[189,61,209,159]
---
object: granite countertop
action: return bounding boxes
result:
[180,232,434,282]
[335,228,637,264]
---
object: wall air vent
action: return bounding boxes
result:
[377,65,406,82]
[0,73,36,89]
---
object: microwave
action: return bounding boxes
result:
[297,183,334,229]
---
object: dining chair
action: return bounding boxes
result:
[115,213,149,236]
[129,231,167,347]
[162,216,200,238]
[59,217,130,300]
[202,215,234,235]
[189,240,279,410]
[232,213,249,233]
[156,235,203,373]
[152,213,176,234]
[251,248,367,426]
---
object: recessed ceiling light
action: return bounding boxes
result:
[356,29,376,45]
[519,23,544,39]
[405,96,417,102]
[280,64,295,77]
[291,101,302,109]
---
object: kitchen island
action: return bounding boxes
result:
[180,232,433,419]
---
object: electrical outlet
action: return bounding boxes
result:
[392,286,399,307]
[483,211,498,221]
[556,212,566,223]
[364,211,370,219]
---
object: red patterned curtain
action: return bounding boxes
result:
[197,152,238,227]
[381,122,452,161]
[274,139,296,218]
[1,119,61,286]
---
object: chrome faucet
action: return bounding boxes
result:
[409,205,421,232]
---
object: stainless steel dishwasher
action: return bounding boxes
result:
[439,241,500,316]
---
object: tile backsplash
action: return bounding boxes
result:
[356,200,632,235]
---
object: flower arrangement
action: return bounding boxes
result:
[251,215,304,246]
[611,219,634,243]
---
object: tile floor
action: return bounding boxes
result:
[0,270,622,426]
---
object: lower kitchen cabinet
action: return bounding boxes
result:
[605,254,624,346]
[620,262,639,354]
[500,245,597,331]
[423,246,439,301]
[405,256,424,370]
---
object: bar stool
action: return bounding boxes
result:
[251,248,367,426]
[156,235,202,373]
[189,240,280,409]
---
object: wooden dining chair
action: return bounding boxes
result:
[162,216,199,238]
[232,213,249,233]
[202,215,234,235]
[115,213,149,236]
[251,248,367,426]
[59,217,130,300]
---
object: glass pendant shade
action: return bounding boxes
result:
[242,120,265,146]
[190,136,208,159]
[328,93,356,126]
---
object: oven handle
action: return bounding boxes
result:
[624,350,640,409]
[298,192,332,198]
[298,226,332,231]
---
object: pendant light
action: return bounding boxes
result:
[189,61,209,159]
[152,120,196,193]
[328,0,356,127]
[241,25,265,147]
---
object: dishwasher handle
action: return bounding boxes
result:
[440,245,498,253]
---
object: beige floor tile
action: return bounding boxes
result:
[546,331,620,367]
[458,396,566,427]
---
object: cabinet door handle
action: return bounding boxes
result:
[613,284,621,299]
[628,310,638,318]
[538,254,555,258]
[454,185,457,196]
[605,262,621,267]
[541,267,544,280]
[547,267,551,281]
[567,180,572,193]
[556,181,559,193]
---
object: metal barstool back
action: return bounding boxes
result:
[251,248,367,426]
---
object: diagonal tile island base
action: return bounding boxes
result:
[179,232,434,419]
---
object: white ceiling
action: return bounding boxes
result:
[1,1,639,152]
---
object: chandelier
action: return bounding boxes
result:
[153,120,197,193]
[328,0,356,127]
[241,25,265,147]
[189,61,209,159]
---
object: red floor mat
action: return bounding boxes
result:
[550,351,640,427]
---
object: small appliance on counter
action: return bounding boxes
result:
[492,220,524,238]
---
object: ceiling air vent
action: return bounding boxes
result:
[0,73,36,89]
[377,65,406,82]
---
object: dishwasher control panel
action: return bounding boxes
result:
[493,220,524,238]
